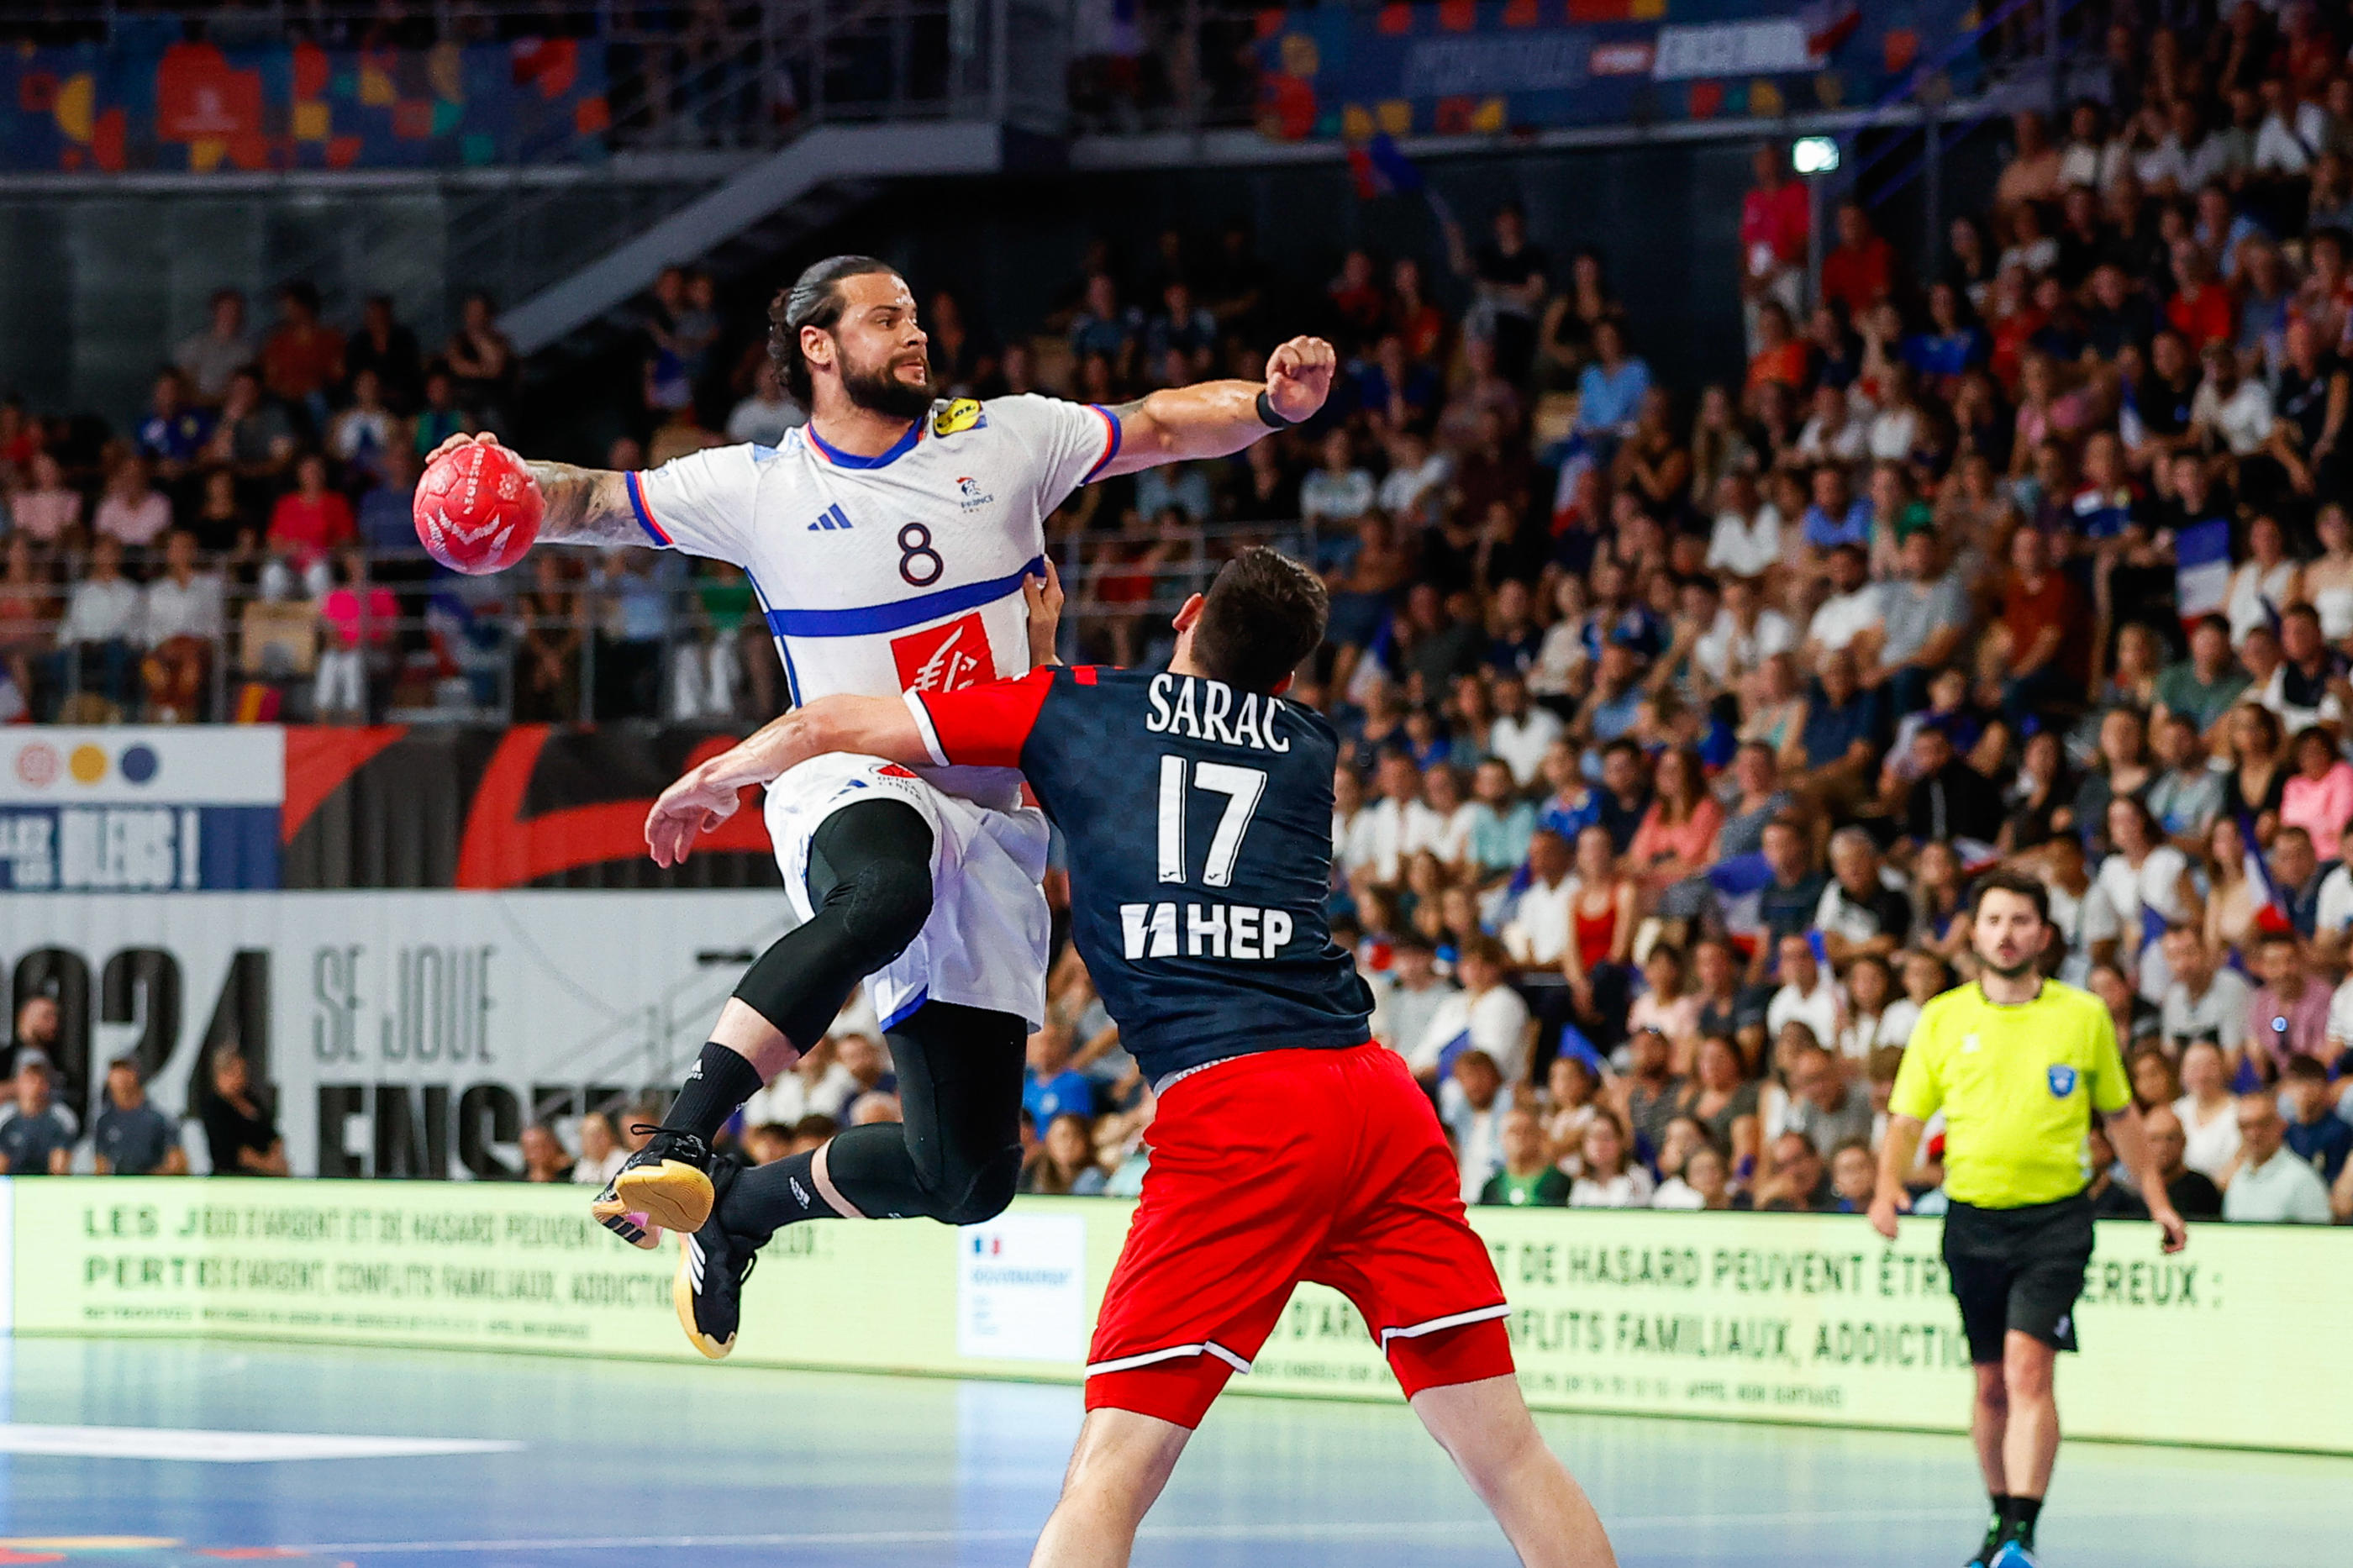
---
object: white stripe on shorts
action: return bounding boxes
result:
[1085,1340,1252,1377]
[1375,1302,1510,1349]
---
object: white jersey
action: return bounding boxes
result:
[630,392,1117,797]
[629,392,1113,1032]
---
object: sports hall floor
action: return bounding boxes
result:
[0,1339,2338,1566]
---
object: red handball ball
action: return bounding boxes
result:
[414,440,543,575]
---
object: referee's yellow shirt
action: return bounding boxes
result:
[1888,979,2132,1208]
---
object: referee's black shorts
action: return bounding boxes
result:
[1940,1192,2094,1365]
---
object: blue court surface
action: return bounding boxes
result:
[0,1339,2340,1566]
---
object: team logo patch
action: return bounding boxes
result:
[2047,1064,2077,1097]
[892,611,994,694]
[932,398,985,436]
[955,475,995,510]
[876,762,919,780]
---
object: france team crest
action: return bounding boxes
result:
[2047,1065,2078,1097]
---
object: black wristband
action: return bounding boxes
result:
[1255,387,1297,429]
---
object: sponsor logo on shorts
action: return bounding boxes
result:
[876,763,920,780]
[892,611,994,694]
[2047,1064,2077,1097]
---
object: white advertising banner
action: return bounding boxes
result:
[957,1212,1089,1363]
[2,892,787,1176]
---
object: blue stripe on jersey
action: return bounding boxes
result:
[765,554,1047,638]
[1082,403,1121,483]
[624,471,671,545]
[879,988,929,1032]
[807,419,924,469]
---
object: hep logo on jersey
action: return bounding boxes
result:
[955,476,994,511]
[892,612,995,694]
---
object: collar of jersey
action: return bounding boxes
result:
[803,418,923,469]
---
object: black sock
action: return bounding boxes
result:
[1978,1495,2008,1559]
[1997,1495,2041,1550]
[661,1043,767,1144]
[719,1150,842,1241]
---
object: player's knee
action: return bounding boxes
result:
[935,1144,1020,1227]
[835,854,934,967]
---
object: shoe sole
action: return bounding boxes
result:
[618,1160,716,1234]
[672,1238,735,1361]
[587,1190,663,1250]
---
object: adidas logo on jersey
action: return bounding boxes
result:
[808,503,852,532]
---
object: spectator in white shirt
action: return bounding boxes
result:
[2171,1039,2243,1181]
[1298,427,1376,530]
[1704,471,1782,581]
[1487,670,1564,788]
[55,535,142,713]
[92,455,173,549]
[1349,750,1440,888]
[1567,1110,1655,1208]
[2187,340,2277,457]
[725,357,808,446]
[2222,1092,2334,1223]
[1442,1048,1513,1202]
[1413,936,1533,1092]
[1371,934,1459,1061]
[568,1111,629,1188]
[1375,425,1450,532]
[1694,573,1796,688]
[1792,383,1868,466]
[1803,543,1883,658]
[1765,934,1845,1049]
[139,529,225,722]
[1503,829,1575,966]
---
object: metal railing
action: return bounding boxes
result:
[0,517,1329,728]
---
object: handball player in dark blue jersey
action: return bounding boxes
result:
[647,548,1616,1568]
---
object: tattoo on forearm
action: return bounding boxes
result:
[525,461,647,546]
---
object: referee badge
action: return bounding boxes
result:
[2046,1065,2078,1097]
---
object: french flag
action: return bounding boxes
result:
[1347,133,1425,199]
[1708,852,1777,956]
[2176,518,2233,629]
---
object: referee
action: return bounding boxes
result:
[1870,871,2187,1568]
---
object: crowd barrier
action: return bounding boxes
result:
[7,1181,2349,1456]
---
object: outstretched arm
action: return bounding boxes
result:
[1094,336,1335,477]
[424,431,644,547]
[645,695,925,867]
[647,569,1061,868]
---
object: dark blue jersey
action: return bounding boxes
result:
[910,665,1374,1082]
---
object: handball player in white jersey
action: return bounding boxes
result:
[429,255,1334,1355]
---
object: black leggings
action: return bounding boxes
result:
[727,797,1028,1230]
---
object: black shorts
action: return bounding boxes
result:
[1940,1192,2094,1365]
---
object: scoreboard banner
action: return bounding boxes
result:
[0,728,282,892]
[0,723,779,892]
[12,1183,2351,1457]
[1,891,786,1178]
[1253,0,1981,143]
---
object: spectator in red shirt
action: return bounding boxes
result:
[1819,201,1897,320]
[1327,249,1387,355]
[1740,142,1810,350]
[261,282,345,423]
[268,452,356,575]
[1745,302,1812,398]
[2164,239,2238,349]
[1997,525,2087,719]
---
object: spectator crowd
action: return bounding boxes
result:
[6,2,2353,1223]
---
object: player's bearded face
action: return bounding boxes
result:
[835,330,934,421]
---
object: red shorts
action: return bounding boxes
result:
[1085,1043,1513,1429]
